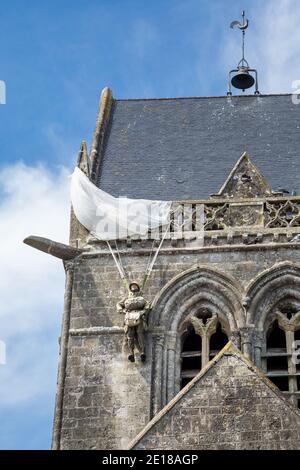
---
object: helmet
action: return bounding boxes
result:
[129,282,140,293]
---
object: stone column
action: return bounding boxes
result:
[253,330,264,368]
[240,326,254,360]
[166,333,178,403]
[151,333,165,417]
[201,332,210,368]
[191,315,218,368]
[286,329,297,399]
[229,330,241,349]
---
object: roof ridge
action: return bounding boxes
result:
[114,93,294,102]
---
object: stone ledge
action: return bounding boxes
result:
[78,241,300,259]
[69,326,124,336]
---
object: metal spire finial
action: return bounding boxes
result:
[227,10,259,95]
[230,10,249,68]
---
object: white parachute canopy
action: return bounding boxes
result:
[70,167,172,241]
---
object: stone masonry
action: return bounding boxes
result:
[131,343,300,450]
[55,243,300,449]
[48,89,300,450]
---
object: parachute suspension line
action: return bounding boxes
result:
[141,223,170,290]
[141,205,197,289]
[144,238,156,279]
[106,241,129,290]
[114,240,128,281]
[106,206,196,291]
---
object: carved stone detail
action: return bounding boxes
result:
[190,314,218,338]
[205,202,264,230]
[204,204,229,230]
[211,152,273,199]
[275,310,300,332]
[77,141,90,177]
[202,153,300,231]
[225,203,264,227]
[265,200,300,228]
[190,314,219,367]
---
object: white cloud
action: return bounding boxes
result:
[260,0,300,93]
[0,162,70,406]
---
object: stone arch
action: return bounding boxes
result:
[246,262,300,329]
[149,266,245,416]
[245,262,300,366]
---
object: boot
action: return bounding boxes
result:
[128,354,135,362]
[140,353,146,362]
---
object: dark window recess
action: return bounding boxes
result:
[267,355,288,372]
[267,321,286,350]
[295,329,300,341]
[181,326,201,390]
[181,377,193,389]
[182,355,201,371]
[297,376,300,391]
[266,321,289,392]
[269,375,289,392]
[298,399,300,409]
[210,323,228,354]
[182,327,201,352]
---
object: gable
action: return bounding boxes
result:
[130,343,300,450]
[212,152,273,198]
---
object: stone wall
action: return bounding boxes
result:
[131,345,300,450]
[57,243,300,449]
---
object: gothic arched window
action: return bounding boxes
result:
[150,266,242,416]
[180,312,229,389]
[263,304,300,407]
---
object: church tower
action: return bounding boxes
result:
[24,13,300,450]
[27,86,299,450]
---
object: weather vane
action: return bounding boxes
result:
[227,10,259,95]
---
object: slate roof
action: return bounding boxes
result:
[96,93,300,200]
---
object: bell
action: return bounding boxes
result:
[231,67,255,91]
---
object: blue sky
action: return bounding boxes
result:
[0,0,299,450]
[0,0,281,170]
